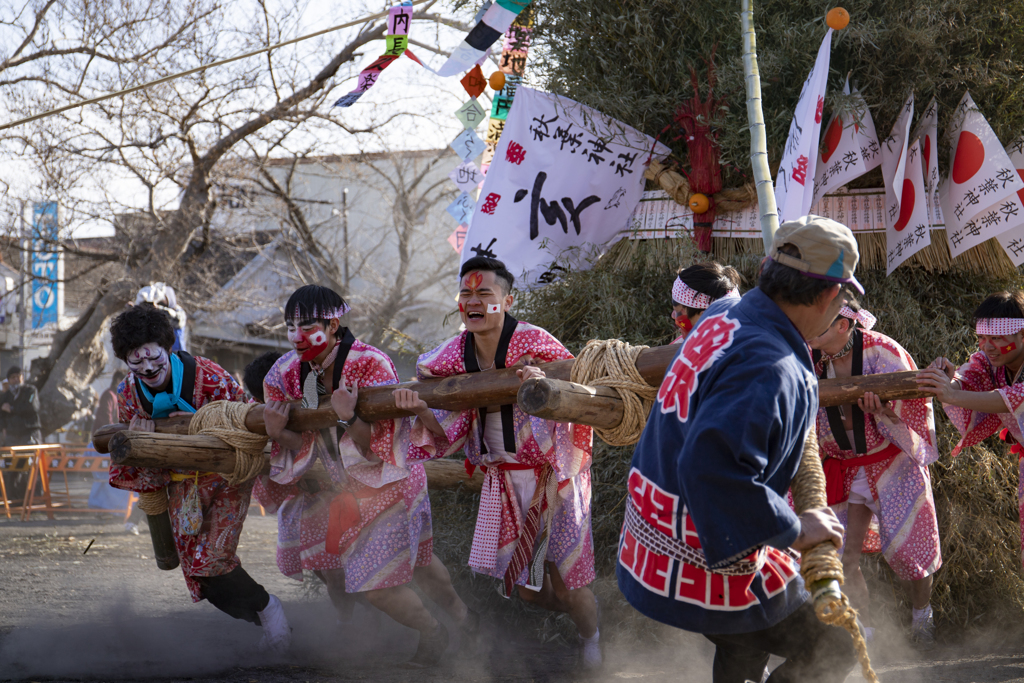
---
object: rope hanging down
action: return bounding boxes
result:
[188,401,269,486]
[570,339,658,446]
[791,428,879,683]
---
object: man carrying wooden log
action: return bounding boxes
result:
[253,285,472,668]
[405,256,601,670]
[618,216,858,683]
[808,298,940,646]
[918,291,1024,571]
[107,304,292,652]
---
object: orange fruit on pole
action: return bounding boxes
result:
[826,7,849,30]
[689,193,710,214]
[489,71,506,91]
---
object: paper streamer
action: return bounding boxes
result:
[450,128,488,161]
[435,0,533,77]
[446,192,476,224]
[449,160,483,193]
[455,98,487,129]
[481,7,533,173]
[333,2,412,108]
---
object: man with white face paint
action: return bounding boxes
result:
[254,285,472,668]
[107,305,291,652]
[407,256,601,671]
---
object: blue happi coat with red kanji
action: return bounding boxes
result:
[617,287,817,634]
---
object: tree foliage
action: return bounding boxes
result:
[531,0,1024,188]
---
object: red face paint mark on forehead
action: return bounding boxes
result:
[464,271,484,289]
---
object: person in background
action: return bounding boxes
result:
[88,370,138,530]
[0,367,42,447]
[670,262,742,344]
[136,282,188,352]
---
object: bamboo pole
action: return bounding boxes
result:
[742,0,779,255]
[106,431,483,492]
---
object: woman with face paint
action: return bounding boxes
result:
[254,285,472,668]
[670,262,742,343]
[917,290,1024,570]
[107,304,292,653]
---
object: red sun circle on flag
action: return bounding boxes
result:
[952,131,985,184]
[922,134,931,170]
[894,179,915,231]
[821,118,843,164]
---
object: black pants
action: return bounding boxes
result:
[195,565,271,625]
[704,601,857,683]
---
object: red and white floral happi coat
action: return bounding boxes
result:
[945,350,1024,568]
[815,330,941,581]
[407,320,596,591]
[253,342,433,593]
[109,355,248,602]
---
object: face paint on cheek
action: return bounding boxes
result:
[1001,342,1018,354]
[487,304,501,314]
[298,329,329,361]
[459,303,465,313]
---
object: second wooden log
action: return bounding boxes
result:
[518,370,926,431]
[106,431,483,492]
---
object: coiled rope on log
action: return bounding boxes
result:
[569,339,658,446]
[188,401,269,486]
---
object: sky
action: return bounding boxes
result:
[0,0,514,238]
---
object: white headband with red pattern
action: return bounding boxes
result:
[976,318,1024,336]
[672,278,740,309]
[839,306,876,331]
[288,303,351,322]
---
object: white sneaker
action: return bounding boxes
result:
[257,594,291,653]
[124,522,140,535]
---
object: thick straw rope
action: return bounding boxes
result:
[791,428,879,683]
[188,401,270,486]
[644,159,758,213]
[569,339,658,446]
[136,489,168,515]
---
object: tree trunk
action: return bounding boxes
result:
[33,18,394,436]
[107,430,482,492]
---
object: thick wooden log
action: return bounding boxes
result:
[517,371,928,431]
[92,343,681,453]
[518,378,623,428]
[817,370,922,407]
[106,431,482,492]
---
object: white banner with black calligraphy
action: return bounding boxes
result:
[461,87,670,285]
[995,136,1024,265]
[913,97,940,223]
[940,92,1024,258]
[775,29,833,223]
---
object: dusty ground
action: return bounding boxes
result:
[1,496,1024,682]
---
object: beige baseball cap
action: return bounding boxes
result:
[769,215,863,295]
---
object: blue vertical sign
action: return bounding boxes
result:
[31,202,62,328]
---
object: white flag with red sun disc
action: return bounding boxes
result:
[811,79,882,207]
[940,92,1024,259]
[885,138,931,274]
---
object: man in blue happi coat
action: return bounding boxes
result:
[618,215,861,683]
